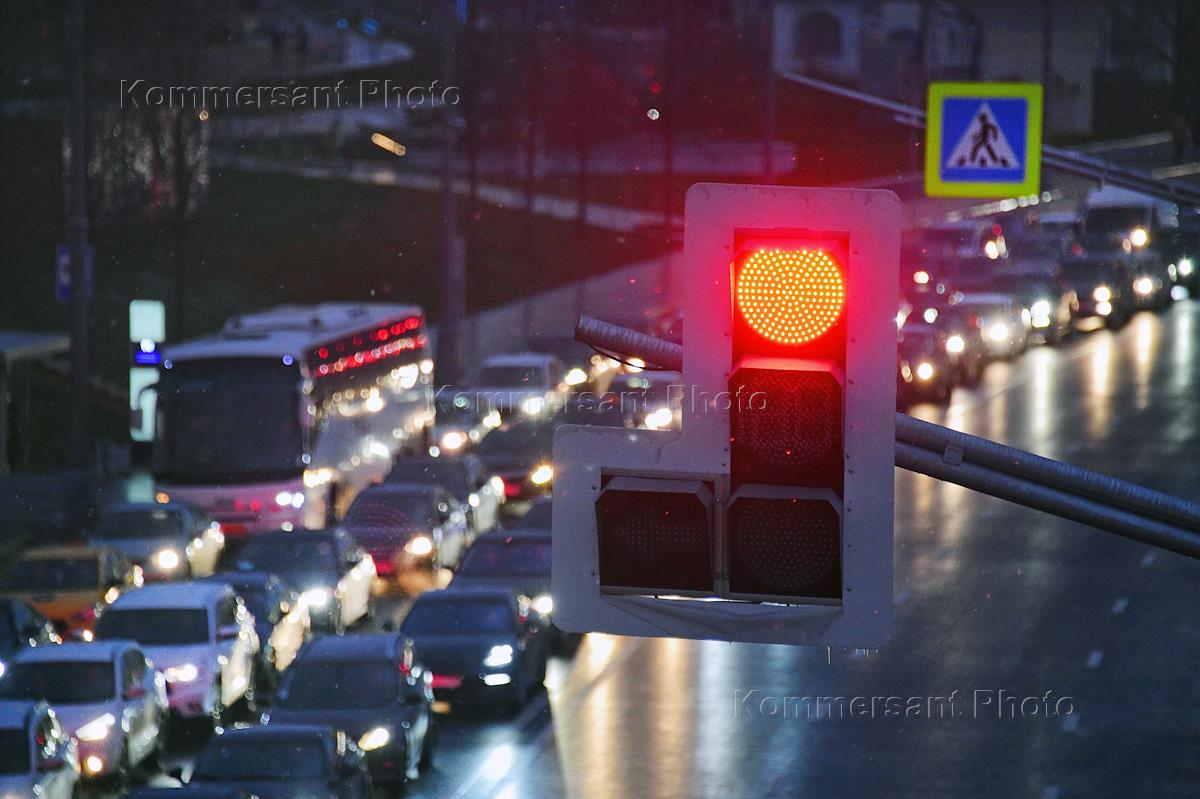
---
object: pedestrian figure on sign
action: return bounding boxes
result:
[962,111,1005,167]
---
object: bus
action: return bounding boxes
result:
[152,304,435,535]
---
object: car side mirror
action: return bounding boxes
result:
[123,684,147,701]
[217,624,240,641]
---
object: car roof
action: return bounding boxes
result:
[482,351,558,367]
[359,483,439,497]
[300,633,398,662]
[15,641,126,663]
[414,587,514,604]
[203,571,276,589]
[213,723,332,742]
[243,529,337,546]
[111,582,230,609]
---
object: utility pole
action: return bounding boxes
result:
[66,0,91,469]
[437,0,466,386]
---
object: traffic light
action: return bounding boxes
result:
[553,184,899,646]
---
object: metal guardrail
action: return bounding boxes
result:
[574,315,1200,560]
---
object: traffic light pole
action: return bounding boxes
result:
[575,315,1200,561]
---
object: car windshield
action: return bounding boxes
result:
[236,538,338,575]
[2,558,97,591]
[0,730,28,774]
[276,660,399,709]
[96,608,209,645]
[0,662,115,703]
[153,358,303,484]
[404,598,515,635]
[193,738,327,781]
[477,427,553,458]
[1085,207,1147,233]
[387,462,469,497]
[459,540,552,577]
[345,492,434,528]
[94,508,183,539]
[477,365,546,387]
[520,501,552,529]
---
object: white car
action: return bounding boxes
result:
[94,582,259,728]
[0,641,167,782]
[472,352,568,420]
[0,700,79,798]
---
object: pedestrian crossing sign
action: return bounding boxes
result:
[925,82,1043,198]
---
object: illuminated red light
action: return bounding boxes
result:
[318,347,329,358]
[735,248,845,345]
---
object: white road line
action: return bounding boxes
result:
[1141,550,1157,567]
[1086,649,1104,669]
[1111,597,1129,614]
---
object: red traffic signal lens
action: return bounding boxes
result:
[735,248,845,346]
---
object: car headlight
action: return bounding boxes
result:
[75,713,116,742]
[945,334,965,355]
[1134,276,1154,295]
[915,362,935,381]
[532,593,554,616]
[1129,227,1149,248]
[440,431,467,451]
[405,535,434,557]
[300,587,331,608]
[987,322,1010,342]
[1179,258,1194,276]
[164,663,199,683]
[1030,299,1051,317]
[644,407,674,430]
[357,726,391,751]
[0,661,5,679]
[1093,285,1111,303]
[154,548,181,571]
[984,240,1000,259]
[564,367,588,386]
[483,644,514,669]
[529,464,554,486]
[521,396,546,415]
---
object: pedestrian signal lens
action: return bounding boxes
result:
[735,248,845,346]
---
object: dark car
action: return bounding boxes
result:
[517,496,552,530]
[1062,255,1134,328]
[990,272,1077,344]
[89,501,225,581]
[341,484,469,583]
[266,634,435,791]
[474,422,556,505]
[432,391,497,456]
[385,455,505,536]
[400,588,548,709]
[897,324,953,407]
[233,529,374,634]
[929,302,987,384]
[0,599,58,666]
[449,530,553,620]
[201,572,310,692]
[186,725,371,799]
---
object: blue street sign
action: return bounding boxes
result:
[55,244,94,302]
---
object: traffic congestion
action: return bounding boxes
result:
[1,180,1197,797]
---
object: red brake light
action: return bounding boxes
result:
[735,248,845,346]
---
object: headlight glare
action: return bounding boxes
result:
[358,726,391,751]
[154,548,181,571]
[483,644,514,668]
[76,713,116,742]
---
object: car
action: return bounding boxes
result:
[231,529,374,634]
[921,219,1008,260]
[1003,213,1079,260]
[431,390,501,456]
[517,496,552,530]
[526,335,617,391]
[897,324,954,406]
[400,588,549,709]
[603,370,683,430]
[1167,226,1200,294]
[0,700,78,799]
[93,582,258,729]
[185,724,372,799]
[954,293,1030,358]
[201,572,310,694]
[1081,185,1177,255]
[449,529,555,626]
[1127,250,1175,310]
[472,351,568,420]
[990,271,1077,344]
[474,421,556,505]
[342,484,470,585]
[385,455,505,536]
[0,641,167,782]
[0,598,60,671]
[0,546,142,639]
[1062,254,1135,328]
[926,302,986,385]
[265,634,435,790]
[89,501,225,581]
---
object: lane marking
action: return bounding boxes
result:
[1085,649,1104,669]
[1111,597,1129,615]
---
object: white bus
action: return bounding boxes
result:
[152,303,434,535]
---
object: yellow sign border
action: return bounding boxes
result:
[924,82,1043,198]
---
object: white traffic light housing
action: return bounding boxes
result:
[553,183,900,646]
